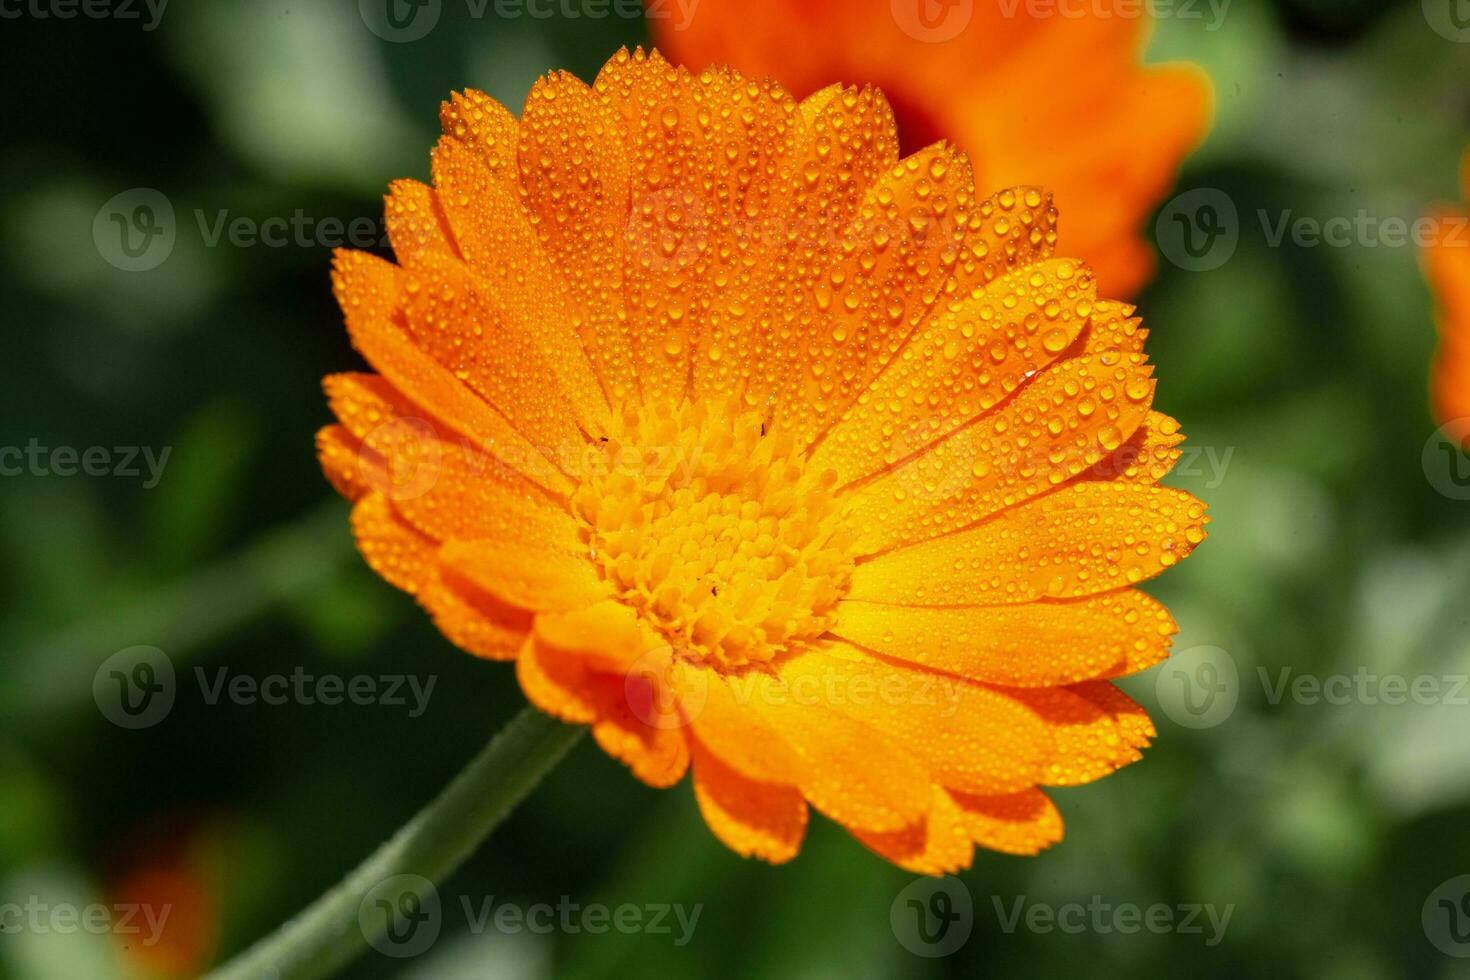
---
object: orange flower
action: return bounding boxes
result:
[109,819,222,980]
[1424,151,1470,445]
[650,0,1210,296]
[317,48,1206,872]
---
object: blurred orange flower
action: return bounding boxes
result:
[109,818,222,980]
[1424,151,1470,445]
[318,48,1206,872]
[651,0,1211,296]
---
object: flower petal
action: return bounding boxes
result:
[1069,680,1156,749]
[716,83,900,408]
[831,591,1177,686]
[1004,685,1151,787]
[419,565,532,661]
[428,137,612,435]
[532,600,646,675]
[812,251,1096,485]
[516,70,640,405]
[384,178,458,268]
[737,668,932,832]
[323,372,576,546]
[439,539,608,613]
[949,788,1063,856]
[330,250,571,495]
[1080,410,1186,486]
[842,350,1156,554]
[771,141,973,444]
[687,667,803,785]
[317,424,372,502]
[774,647,1051,795]
[349,494,433,594]
[851,786,974,876]
[399,252,588,456]
[596,48,801,405]
[690,740,807,863]
[440,88,520,182]
[848,483,1207,605]
[519,632,689,786]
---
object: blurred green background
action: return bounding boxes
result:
[3,0,1470,977]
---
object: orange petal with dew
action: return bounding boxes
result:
[331,250,571,495]
[439,539,607,614]
[737,668,932,833]
[691,740,807,863]
[852,785,974,876]
[950,788,1064,856]
[774,647,1050,796]
[831,591,1177,687]
[843,350,1156,554]
[848,483,1207,605]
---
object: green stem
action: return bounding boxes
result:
[205,706,584,980]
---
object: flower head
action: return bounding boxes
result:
[318,48,1207,872]
[651,0,1211,296]
[1424,151,1470,444]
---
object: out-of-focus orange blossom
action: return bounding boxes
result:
[1424,151,1470,445]
[650,0,1212,296]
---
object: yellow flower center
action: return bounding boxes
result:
[572,401,855,672]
